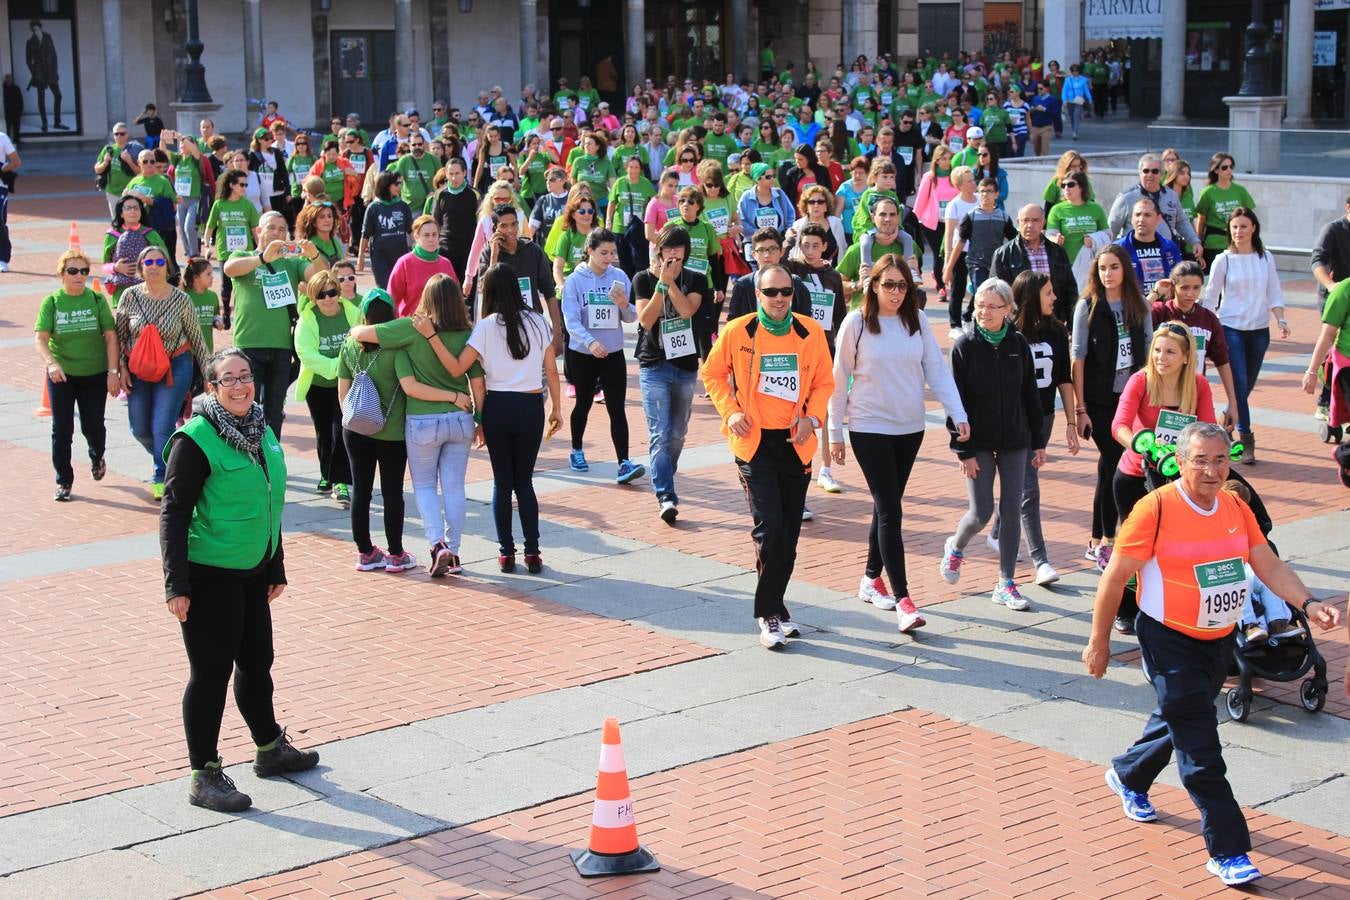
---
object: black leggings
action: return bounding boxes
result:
[922,225,945,292]
[566,348,630,459]
[483,390,545,556]
[1086,396,1124,541]
[180,561,281,770]
[343,429,407,556]
[947,254,969,329]
[850,430,925,597]
[48,372,108,486]
[1112,470,1149,620]
[306,385,352,484]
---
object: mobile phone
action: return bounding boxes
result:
[286,242,299,255]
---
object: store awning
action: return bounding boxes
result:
[1084,0,1164,39]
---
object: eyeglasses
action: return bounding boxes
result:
[877,279,907,293]
[806,198,826,205]
[1218,163,1233,171]
[113,131,128,137]
[142,258,168,267]
[974,303,1008,312]
[576,207,595,214]
[1140,167,1161,175]
[337,274,357,283]
[212,374,255,387]
[1180,455,1229,471]
[759,286,793,297]
[63,266,90,276]
[315,289,340,299]
[678,199,698,205]
[751,245,778,256]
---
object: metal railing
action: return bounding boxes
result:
[1146,125,1350,178]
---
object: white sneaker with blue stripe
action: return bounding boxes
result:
[1206,854,1262,886]
[1105,767,1158,822]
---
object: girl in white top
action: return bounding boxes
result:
[228,150,269,213]
[1201,207,1287,461]
[828,252,968,633]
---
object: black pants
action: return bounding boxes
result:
[221,274,233,319]
[242,347,292,438]
[1112,613,1250,858]
[1086,396,1123,541]
[0,183,10,264]
[850,430,924,597]
[483,390,545,556]
[1092,87,1108,119]
[180,561,281,770]
[947,254,969,328]
[305,385,351,484]
[349,198,365,247]
[1112,470,1149,619]
[566,348,630,460]
[49,372,108,487]
[737,432,811,620]
[922,225,945,292]
[35,83,62,129]
[343,429,407,556]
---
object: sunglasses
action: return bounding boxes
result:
[1218,163,1233,170]
[576,207,595,214]
[1141,167,1161,175]
[807,198,826,205]
[759,286,793,297]
[877,279,907,292]
[113,132,128,137]
[680,157,696,163]
[1061,182,1078,189]
[1157,322,1190,339]
[143,258,168,267]
[315,289,340,299]
[337,274,357,283]
[64,266,90,276]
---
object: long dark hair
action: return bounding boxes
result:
[1085,243,1148,328]
[975,144,1001,180]
[861,254,920,336]
[1011,271,1062,343]
[481,263,543,360]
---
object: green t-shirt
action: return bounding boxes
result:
[204,198,260,258]
[35,288,115,377]
[393,154,439,211]
[125,173,175,203]
[98,146,135,196]
[376,318,483,416]
[661,217,721,280]
[315,161,347,203]
[171,153,203,200]
[726,172,754,203]
[1195,183,1256,251]
[575,89,601,114]
[337,338,407,442]
[978,106,1010,144]
[608,175,656,224]
[310,306,354,388]
[187,289,219,355]
[1323,279,1350,357]
[611,144,646,172]
[570,154,614,197]
[702,133,738,171]
[288,154,316,196]
[519,151,551,198]
[231,255,310,350]
[838,237,910,306]
[555,228,588,277]
[1046,200,1109,262]
[553,91,577,111]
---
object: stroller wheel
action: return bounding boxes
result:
[1318,422,1335,444]
[1225,687,1251,722]
[1300,679,1326,713]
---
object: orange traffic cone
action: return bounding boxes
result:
[34,380,51,417]
[570,717,659,878]
[68,221,81,252]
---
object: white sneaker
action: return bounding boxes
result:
[895,596,927,633]
[938,537,963,584]
[1035,563,1060,586]
[659,500,678,524]
[758,616,786,649]
[1084,543,1100,563]
[948,327,963,341]
[801,507,814,522]
[985,532,1024,561]
[817,470,842,493]
[0,261,9,273]
[858,575,897,611]
[780,619,801,638]
[992,580,1030,611]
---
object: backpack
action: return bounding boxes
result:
[127,322,171,384]
[341,348,397,436]
[107,228,150,289]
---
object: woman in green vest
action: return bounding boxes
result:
[294,269,360,505]
[160,347,319,813]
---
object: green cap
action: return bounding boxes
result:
[253,128,270,141]
[750,162,771,181]
[361,288,394,315]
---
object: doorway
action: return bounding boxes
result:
[330,30,396,126]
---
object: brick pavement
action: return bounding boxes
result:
[214,709,1350,899]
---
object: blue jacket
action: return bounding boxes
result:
[1061,75,1093,105]
[736,186,797,250]
[1115,230,1184,292]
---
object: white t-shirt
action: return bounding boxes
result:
[944,195,979,225]
[467,311,553,392]
[0,132,16,161]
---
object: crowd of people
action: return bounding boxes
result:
[28,48,1350,884]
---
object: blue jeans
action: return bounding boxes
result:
[1222,326,1270,436]
[130,351,193,483]
[638,363,697,505]
[405,411,475,551]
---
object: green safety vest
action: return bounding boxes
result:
[166,415,287,571]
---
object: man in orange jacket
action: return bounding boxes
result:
[702,263,835,649]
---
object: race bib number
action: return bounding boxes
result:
[1193,557,1248,629]
[225,226,248,252]
[1116,322,1132,370]
[489,156,507,178]
[757,353,800,402]
[938,199,949,215]
[579,96,592,110]
[660,317,696,359]
[1191,331,1207,370]
[808,289,834,330]
[174,170,193,197]
[586,290,617,329]
[517,276,532,308]
[898,146,913,165]
[684,256,708,275]
[260,270,297,309]
[350,155,367,176]
[1154,409,1196,448]
[706,206,729,235]
[880,92,894,108]
[664,206,680,221]
[755,208,778,229]
[950,137,964,152]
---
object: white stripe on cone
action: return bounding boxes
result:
[598,742,626,773]
[591,796,636,829]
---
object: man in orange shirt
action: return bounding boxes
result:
[702,264,835,650]
[1083,421,1342,887]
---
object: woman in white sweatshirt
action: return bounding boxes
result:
[828,253,968,633]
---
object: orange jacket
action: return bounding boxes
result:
[701,312,835,465]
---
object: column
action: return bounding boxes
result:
[1155,0,1186,123]
[1285,0,1314,126]
[102,0,125,129]
[242,0,265,125]
[625,0,645,92]
[1041,0,1080,71]
[394,0,415,112]
[520,0,539,93]
[431,0,451,105]
[842,0,859,69]
[731,0,749,82]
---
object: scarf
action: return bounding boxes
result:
[445,181,467,195]
[977,320,1009,346]
[757,305,792,337]
[412,245,440,262]
[200,393,267,458]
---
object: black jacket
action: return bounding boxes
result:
[991,236,1079,324]
[947,327,1045,459]
[1076,296,1148,407]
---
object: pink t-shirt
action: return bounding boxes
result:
[1113,370,1216,478]
[387,251,460,318]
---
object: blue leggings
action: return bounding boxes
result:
[1223,326,1270,436]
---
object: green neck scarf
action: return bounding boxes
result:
[977,320,1009,346]
[412,245,440,262]
[757,305,792,336]
[445,181,467,195]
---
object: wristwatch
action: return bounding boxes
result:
[806,415,821,429]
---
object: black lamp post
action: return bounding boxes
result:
[181,0,213,104]
[1237,0,1270,96]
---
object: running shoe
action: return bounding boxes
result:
[895,596,926,633]
[333,483,350,508]
[151,482,165,501]
[0,261,9,273]
[1314,404,1330,421]
[384,551,416,573]
[1104,767,1158,822]
[91,457,106,481]
[947,327,964,341]
[1096,543,1113,573]
[1084,542,1101,564]
[985,532,1024,560]
[595,389,606,405]
[817,470,842,493]
[565,383,576,398]
[1267,619,1304,639]
[1034,563,1060,586]
[429,542,451,578]
[356,547,387,571]
[858,575,897,611]
[499,553,516,573]
[780,619,801,638]
[659,500,679,524]
[801,507,815,522]
[758,616,786,649]
[1243,622,1269,643]
[938,537,963,584]
[1206,855,1261,886]
[316,479,331,494]
[615,459,646,484]
[992,580,1030,611]
[569,449,589,472]
[54,484,72,502]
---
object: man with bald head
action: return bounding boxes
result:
[991,203,1079,322]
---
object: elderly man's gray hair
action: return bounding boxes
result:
[1177,421,1231,456]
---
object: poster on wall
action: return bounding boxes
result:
[7,0,82,139]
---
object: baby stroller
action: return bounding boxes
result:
[1131,429,1331,722]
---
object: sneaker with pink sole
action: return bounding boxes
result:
[384,551,417,573]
